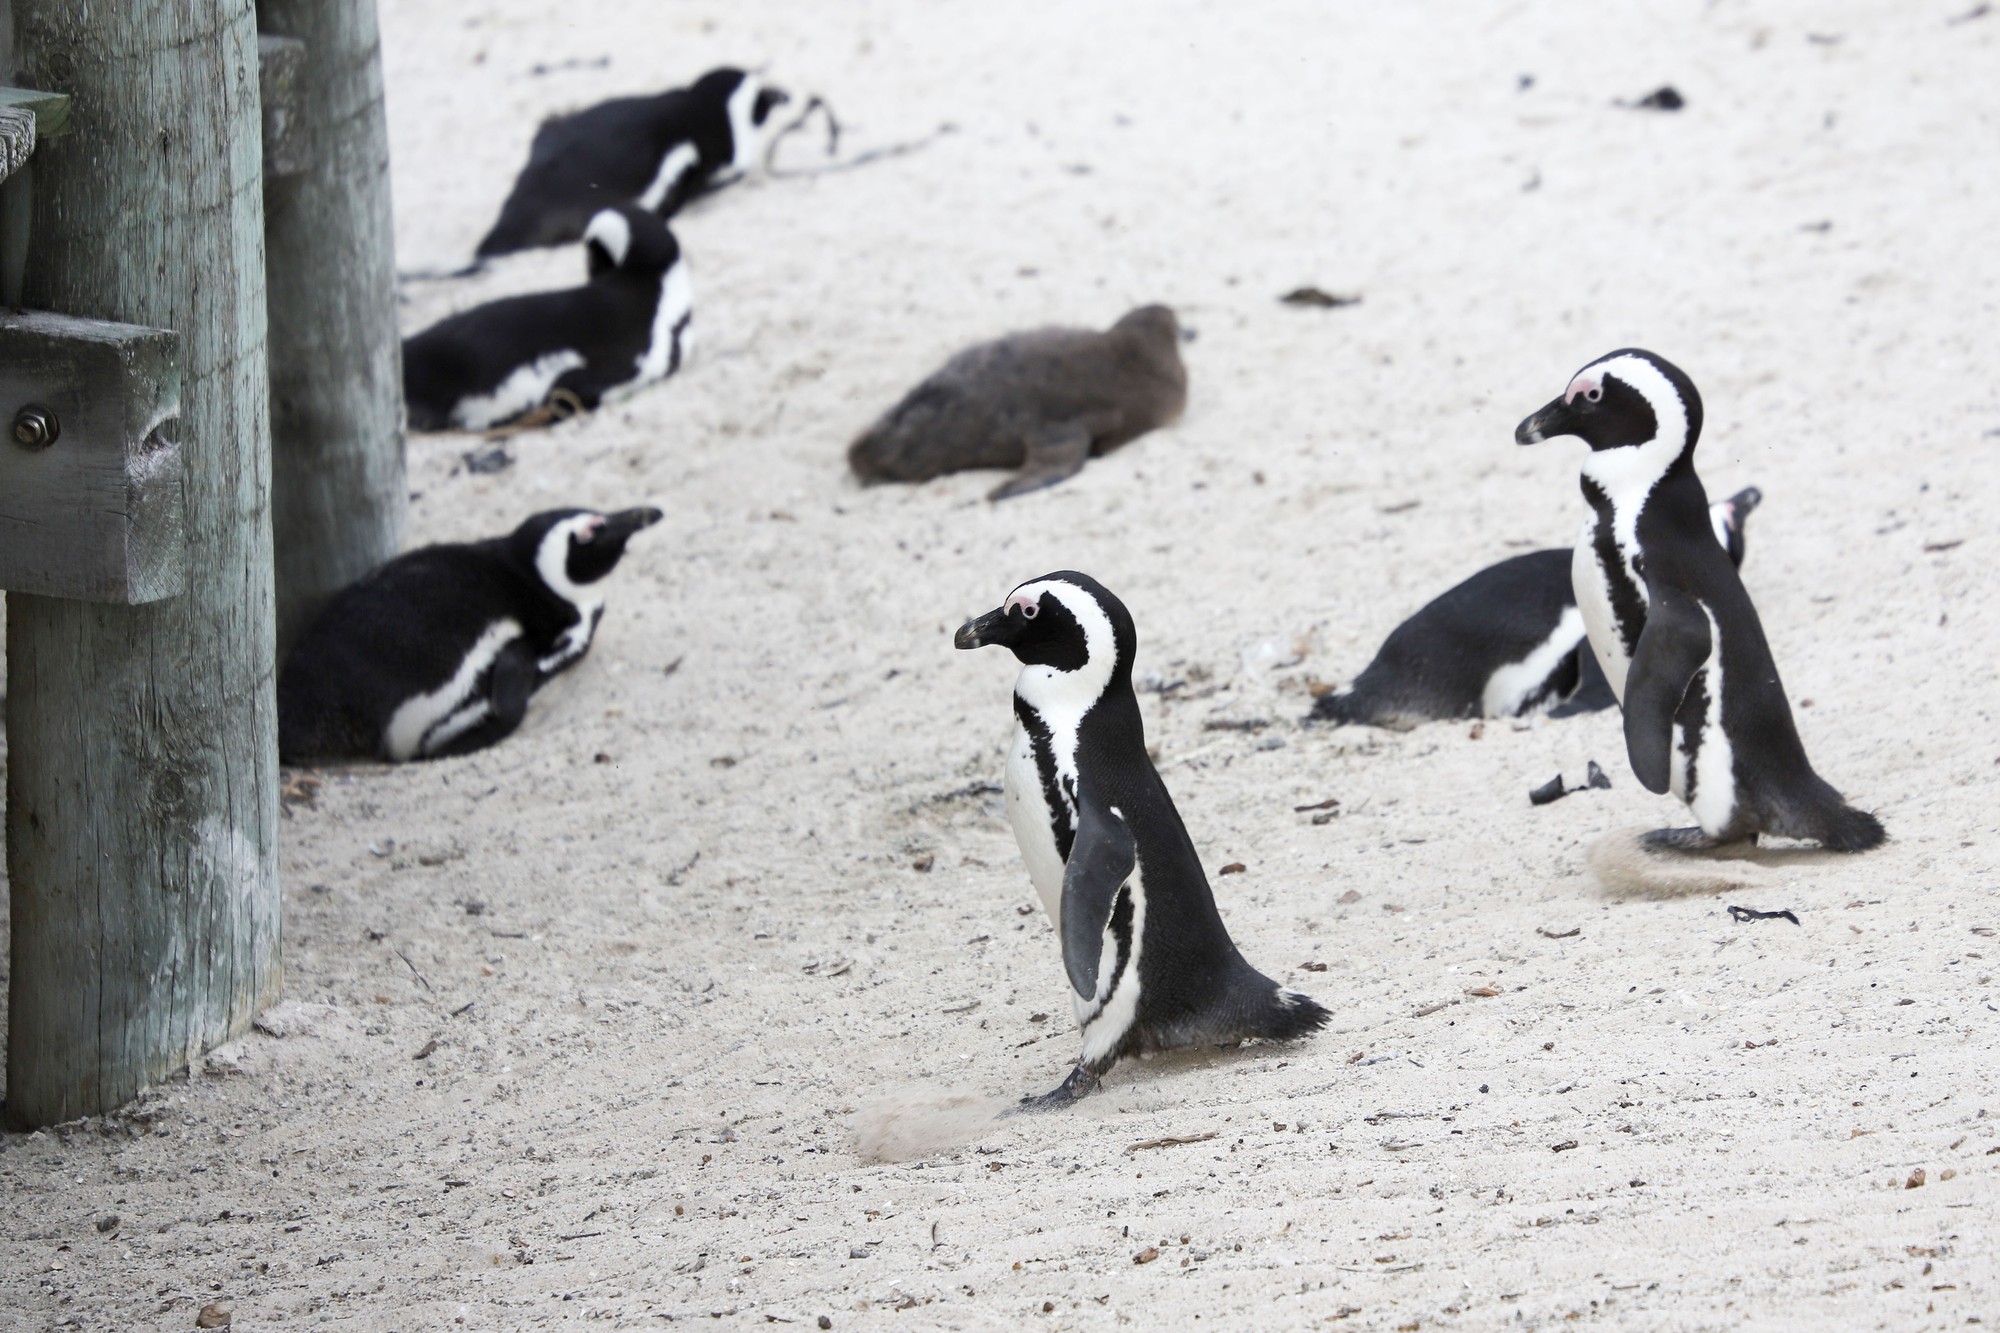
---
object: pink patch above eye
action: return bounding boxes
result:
[1006,593,1039,616]
[1564,375,1601,405]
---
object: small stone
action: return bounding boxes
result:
[1906,1168,1927,1189]
[195,1302,233,1328]
[819,1319,833,1331]
[95,1215,119,1234]
[1133,1246,1160,1264]
[849,1246,869,1259]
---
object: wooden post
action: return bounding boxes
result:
[257,0,406,657]
[6,0,281,1128]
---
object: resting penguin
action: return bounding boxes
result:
[476,67,790,258]
[955,571,1330,1108]
[1307,487,1763,728]
[278,507,662,763]
[850,305,1188,501]
[1515,348,1884,852]
[404,205,692,432]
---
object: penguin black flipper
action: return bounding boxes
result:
[1059,801,1137,1000]
[1622,596,1713,795]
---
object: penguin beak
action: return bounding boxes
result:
[954,605,1019,650]
[601,507,664,541]
[1514,396,1575,446]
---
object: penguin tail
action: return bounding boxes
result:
[1305,688,1362,725]
[1260,987,1332,1042]
[1811,801,1886,854]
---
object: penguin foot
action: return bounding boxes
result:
[1004,1065,1100,1115]
[1640,826,1755,854]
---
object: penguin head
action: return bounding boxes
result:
[1708,484,1763,569]
[1514,349,1704,456]
[688,68,790,176]
[584,205,683,277]
[512,507,664,598]
[954,571,1135,695]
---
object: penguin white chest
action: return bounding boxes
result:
[1669,602,1738,836]
[1572,514,1646,702]
[1003,720,1068,933]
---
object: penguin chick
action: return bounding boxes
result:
[1516,349,1883,852]
[955,571,1330,1109]
[1308,486,1763,728]
[851,305,1187,501]
[476,67,790,258]
[278,507,662,763]
[404,205,692,432]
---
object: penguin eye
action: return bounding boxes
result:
[1584,386,1604,403]
[575,518,604,544]
[1019,602,1039,620]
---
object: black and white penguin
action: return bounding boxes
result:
[954,571,1330,1108]
[1515,349,1883,851]
[404,204,692,432]
[475,67,790,258]
[278,507,662,763]
[1308,487,1762,728]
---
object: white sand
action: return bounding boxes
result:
[4,0,1998,1326]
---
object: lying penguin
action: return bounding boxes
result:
[278,507,662,763]
[955,571,1329,1108]
[851,305,1188,501]
[1309,487,1762,727]
[1516,348,1883,852]
[404,205,692,432]
[476,67,790,258]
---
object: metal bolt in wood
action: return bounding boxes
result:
[11,402,58,448]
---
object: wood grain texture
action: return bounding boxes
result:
[0,312,184,602]
[258,0,406,658]
[5,0,282,1128]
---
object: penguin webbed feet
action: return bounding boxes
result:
[1640,826,1756,855]
[1004,1064,1100,1115]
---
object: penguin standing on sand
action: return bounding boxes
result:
[279,507,662,763]
[955,572,1330,1108]
[404,204,692,431]
[1515,349,1883,851]
[1308,487,1762,728]
[476,67,790,258]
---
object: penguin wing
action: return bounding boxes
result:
[1060,802,1137,1000]
[1622,597,1713,794]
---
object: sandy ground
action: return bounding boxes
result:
[4,0,2000,1328]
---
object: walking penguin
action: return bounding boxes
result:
[1308,486,1762,727]
[404,204,692,431]
[1515,349,1884,851]
[955,571,1330,1108]
[279,507,663,763]
[476,67,790,258]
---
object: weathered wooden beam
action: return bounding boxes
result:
[258,0,405,657]
[6,0,281,1129]
[0,312,184,603]
[256,34,307,180]
[0,105,32,182]
[0,85,71,137]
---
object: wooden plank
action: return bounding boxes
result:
[0,86,71,137]
[256,34,307,179]
[0,311,184,602]
[6,0,280,1129]
[260,1,405,656]
[0,105,32,182]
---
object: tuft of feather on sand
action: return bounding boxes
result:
[852,1086,1011,1163]
[1587,826,1778,899]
